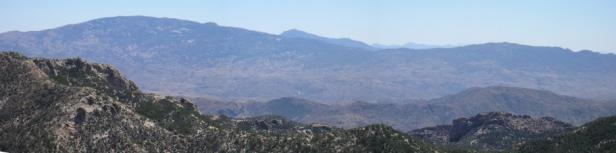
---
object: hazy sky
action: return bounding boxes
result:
[2,0,615,53]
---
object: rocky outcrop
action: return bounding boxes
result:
[410,112,574,151]
[0,52,441,153]
[516,115,616,153]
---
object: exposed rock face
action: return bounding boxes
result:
[410,112,574,152]
[0,52,441,153]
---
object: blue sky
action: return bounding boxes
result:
[1,0,615,53]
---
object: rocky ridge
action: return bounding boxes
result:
[516,115,616,153]
[410,112,574,151]
[0,52,441,153]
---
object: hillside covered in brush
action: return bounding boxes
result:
[0,52,441,153]
[516,115,616,153]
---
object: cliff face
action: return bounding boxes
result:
[0,52,441,153]
[410,112,574,151]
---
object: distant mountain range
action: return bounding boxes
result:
[2,15,616,153]
[193,86,616,131]
[1,16,616,102]
[372,42,459,49]
[280,29,457,50]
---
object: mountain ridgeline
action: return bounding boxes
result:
[280,29,375,50]
[1,16,616,103]
[0,52,444,153]
[193,86,616,131]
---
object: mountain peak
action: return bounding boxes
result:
[55,16,218,35]
[280,29,374,49]
[470,42,526,47]
[86,16,202,24]
[280,29,324,39]
[281,28,309,34]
